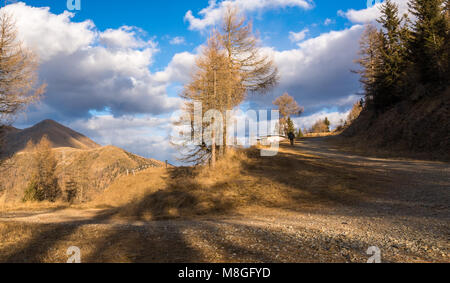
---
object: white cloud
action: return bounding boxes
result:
[340,0,409,24]
[4,2,196,163]
[289,28,309,42]
[4,3,183,120]
[4,2,95,61]
[100,26,155,49]
[185,0,313,31]
[169,36,186,45]
[154,51,197,85]
[6,2,368,163]
[256,25,364,112]
[70,115,178,163]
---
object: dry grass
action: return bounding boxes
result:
[87,145,376,221]
[304,132,338,138]
[1,142,448,263]
[0,222,161,263]
[89,149,291,220]
[0,146,165,204]
[89,167,168,209]
[342,88,450,161]
[1,141,386,220]
[0,200,68,212]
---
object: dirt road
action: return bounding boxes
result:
[0,138,448,263]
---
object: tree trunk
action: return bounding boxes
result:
[211,125,216,168]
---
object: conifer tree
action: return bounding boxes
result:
[0,12,45,161]
[296,128,304,138]
[408,0,448,86]
[376,0,409,108]
[355,25,383,109]
[179,34,238,165]
[324,117,331,132]
[286,117,295,136]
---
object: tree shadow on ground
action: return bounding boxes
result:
[1,167,239,263]
[240,143,449,221]
[1,143,448,263]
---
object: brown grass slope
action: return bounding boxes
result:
[92,146,370,220]
[0,146,165,204]
[0,142,448,263]
[0,120,166,204]
[3,119,99,155]
[342,88,450,161]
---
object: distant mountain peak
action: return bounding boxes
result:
[37,119,58,125]
[3,119,100,155]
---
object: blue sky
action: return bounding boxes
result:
[4,0,405,163]
[22,0,369,69]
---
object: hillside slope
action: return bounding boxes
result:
[2,119,99,155]
[342,88,450,161]
[0,119,166,204]
[0,146,165,203]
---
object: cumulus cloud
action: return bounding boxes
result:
[6,2,369,163]
[153,52,197,85]
[5,3,95,61]
[100,26,155,49]
[340,0,409,24]
[254,25,364,113]
[289,28,309,42]
[4,2,183,122]
[185,0,313,31]
[69,115,178,163]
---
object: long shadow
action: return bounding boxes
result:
[1,167,237,263]
[110,167,239,221]
[193,219,442,263]
[80,149,447,262]
[1,148,448,263]
[240,143,449,221]
[1,209,116,263]
[81,164,258,262]
[300,137,450,173]
[82,168,213,262]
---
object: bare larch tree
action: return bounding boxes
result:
[0,12,45,159]
[217,6,279,152]
[273,93,303,136]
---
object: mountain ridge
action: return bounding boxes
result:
[0,119,167,204]
[2,119,100,155]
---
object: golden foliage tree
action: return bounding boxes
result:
[311,119,331,134]
[23,136,60,202]
[218,7,279,152]
[219,7,279,100]
[178,7,279,165]
[273,93,303,135]
[179,34,239,165]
